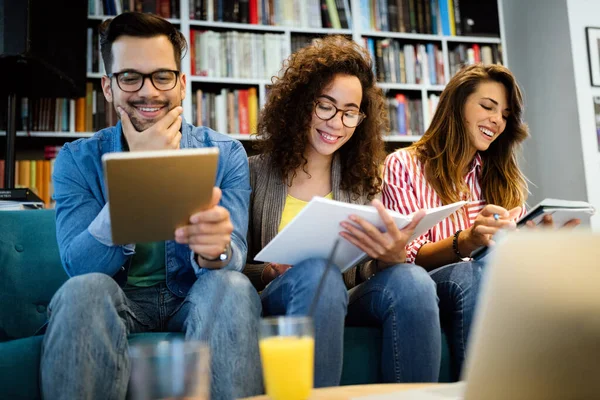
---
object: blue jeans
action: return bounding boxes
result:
[429,260,484,381]
[260,258,348,387]
[261,259,440,386]
[346,264,441,383]
[40,270,263,400]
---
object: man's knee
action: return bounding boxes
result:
[51,273,119,309]
[189,270,261,317]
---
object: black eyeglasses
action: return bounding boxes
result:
[314,101,366,128]
[107,69,180,93]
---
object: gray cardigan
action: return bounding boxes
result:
[243,153,377,291]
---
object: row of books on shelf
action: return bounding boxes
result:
[14,83,118,133]
[367,39,445,85]
[88,0,495,38]
[190,0,351,29]
[362,0,496,36]
[188,32,490,83]
[387,93,438,137]
[10,89,441,135]
[192,88,259,134]
[190,30,285,79]
[4,94,436,139]
[0,147,60,208]
[88,0,178,19]
[448,43,501,77]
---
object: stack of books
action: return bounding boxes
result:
[0,188,45,211]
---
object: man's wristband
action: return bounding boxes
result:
[197,244,231,267]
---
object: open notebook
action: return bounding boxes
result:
[255,197,466,272]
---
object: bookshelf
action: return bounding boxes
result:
[1,0,507,193]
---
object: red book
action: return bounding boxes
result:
[238,89,249,134]
[0,160,4,189]
[190,29,196,75]
[472,44,481,63]
[249,0,258,24]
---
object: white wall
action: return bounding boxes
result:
[502,0,599,230]
[566,0,600,229]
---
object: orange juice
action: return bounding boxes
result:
[259,336,314,400]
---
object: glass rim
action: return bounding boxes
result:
[259,316,313,326]
[128,339,210,356]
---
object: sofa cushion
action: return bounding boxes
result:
[0,210,68,342]
[0,333,185,400]
[0,335,44,400]
[340,327,382,385]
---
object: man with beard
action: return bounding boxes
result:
[40,12,262,400]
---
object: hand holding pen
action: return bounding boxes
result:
[458,205,522,255]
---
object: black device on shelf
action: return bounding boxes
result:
[0,0,87,189]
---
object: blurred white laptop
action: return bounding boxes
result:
[354,230,600,400]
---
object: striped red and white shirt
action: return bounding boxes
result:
[382,149,525,263]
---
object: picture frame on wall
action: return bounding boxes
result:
[594,97,600,151]
[586,27,600,87]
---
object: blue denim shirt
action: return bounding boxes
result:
[52,119,251,298]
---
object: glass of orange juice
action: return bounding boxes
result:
[259,316,315,400]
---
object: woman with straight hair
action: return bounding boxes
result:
[383,63,579,379]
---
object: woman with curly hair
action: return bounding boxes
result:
[381,63,578,379]
[243,36,441,386]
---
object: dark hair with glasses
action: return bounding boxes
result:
[99,12,187,74]
[255,35,388,200]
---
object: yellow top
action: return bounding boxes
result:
[278,192,334,232]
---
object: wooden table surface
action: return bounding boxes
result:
[241,383,437,399]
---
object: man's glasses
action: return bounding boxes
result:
[107,69,180,93]
[313,101,366,128]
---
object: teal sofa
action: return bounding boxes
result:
[0,210,452,399]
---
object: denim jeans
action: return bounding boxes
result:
[261,259,440,386]
[260,258,348,387]
[346,264,441,383]
[429,260,484,381]
[40,270,263,400]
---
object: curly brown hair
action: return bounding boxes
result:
[254,35,388,200]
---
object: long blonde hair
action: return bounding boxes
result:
[410,64,529,209]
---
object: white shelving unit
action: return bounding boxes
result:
[14,1,505,144]
[0,131,95,138]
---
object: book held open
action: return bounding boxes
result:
[517,198,596,227]
[255,197,467,272]
[471,198,596,261]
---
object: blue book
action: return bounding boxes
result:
[366,38,376,76]
[427,43,437,85]
[359,0,370,30]
[62,99,69,132]
[431,0,438,35]
[217,0,224,22]
[397,95,407,136]
[438,0,451,36]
